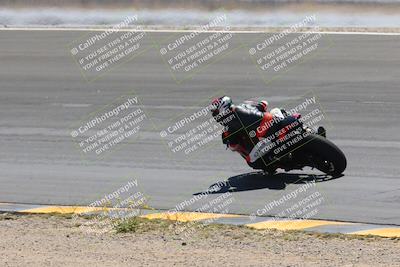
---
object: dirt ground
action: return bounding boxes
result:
[0,213,399,267]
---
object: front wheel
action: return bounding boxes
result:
[301,134,347,176]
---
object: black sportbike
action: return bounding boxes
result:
[221,109,347,177]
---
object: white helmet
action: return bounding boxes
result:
[211,96,232,117]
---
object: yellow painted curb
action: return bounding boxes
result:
[141,212,241,222]
[14,204,400,238]
[351,228,400,238]
[246,219,349,230]
[19,206,242,223]
[21,206,111,214]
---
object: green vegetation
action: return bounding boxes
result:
[1,212,399,242]
[114,216,173,233]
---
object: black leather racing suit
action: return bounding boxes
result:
[217,103,265,154]
[216,103,297,170]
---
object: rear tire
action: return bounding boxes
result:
[301,134,347,176]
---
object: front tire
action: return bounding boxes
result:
[301,134,347,176]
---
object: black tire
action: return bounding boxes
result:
[300,134,347,176]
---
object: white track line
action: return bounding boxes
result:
[1,27,400,35]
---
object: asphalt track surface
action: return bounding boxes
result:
[0,29,399,225]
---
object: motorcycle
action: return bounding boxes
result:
[220,106,347,177]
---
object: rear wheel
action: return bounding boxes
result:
[301,134,347,176]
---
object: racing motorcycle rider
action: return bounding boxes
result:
[211,96,299,171]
